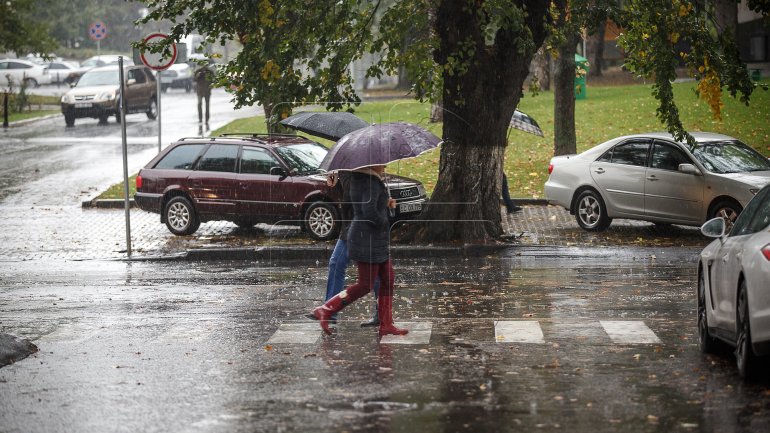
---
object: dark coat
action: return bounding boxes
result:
[336,172,353,241]
[347,171,391,264]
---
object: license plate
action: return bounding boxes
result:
[74,103,92,108]
[399,202,422,213]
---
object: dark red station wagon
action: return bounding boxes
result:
[134,134,427,240]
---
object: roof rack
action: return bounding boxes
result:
[176,133,315,144]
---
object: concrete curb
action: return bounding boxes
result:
[3,112,61,128]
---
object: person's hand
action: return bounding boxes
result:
[387,198,397,209]
[326,173,338,187]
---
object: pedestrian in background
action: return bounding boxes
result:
[194,62,214,127]
[309,165,408,337]
[502,173,522,213]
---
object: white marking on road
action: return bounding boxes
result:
[600,320,661,344]
[494,321,545,343]
[267,323,320,344]
[380,322,432,344]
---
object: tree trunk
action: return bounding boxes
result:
[587,20,606,77]
[531,47,551,91]
[430,101,443,123]
[553,34,580,156]
[714,0,738,37]
[405,0,548,244]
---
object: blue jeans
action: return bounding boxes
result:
[326,239,379,301]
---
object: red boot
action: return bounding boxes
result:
[378,295,408,337]
[310,286,368,334]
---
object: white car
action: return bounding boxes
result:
[65,55,133,85]
[46,60,79,84]
[159,63,193,92]
[698,183,770,379]
[545,132,770,231]
[0,58,51,87]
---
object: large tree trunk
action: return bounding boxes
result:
[406,0,548,243]
[553,34,580,156]
[531,47,551,91]
[714,0,738,37]
[587,20,606,78]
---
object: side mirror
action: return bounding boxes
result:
[679,163,701,175]
[270,166,287,178]
[127,78,136,86]
[701,217,726,239]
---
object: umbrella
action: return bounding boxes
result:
[320,122,441,171]
[279,111,370,141]
[510,110,543,137]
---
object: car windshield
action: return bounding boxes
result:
[691,140,770,174]
[275,143,328,174]
[76,70,118,87]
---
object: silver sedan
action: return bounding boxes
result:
[698,183,770,379]
[544,132,770,231]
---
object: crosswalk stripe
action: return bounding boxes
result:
[494,320,545,343]
[600,320,661,344]
[267,323,320,344]
[380,322,432,345]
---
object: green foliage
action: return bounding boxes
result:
[0,0,58,55]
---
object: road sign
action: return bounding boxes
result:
[88,21,108,41]
[139,33,178,71]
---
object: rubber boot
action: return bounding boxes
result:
[360,298,380,327]
[377,295,408,337]
[310,286,367,334]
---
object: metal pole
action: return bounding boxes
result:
[157,71,161,152]
[119,57,132,258]
[2,92,8,128]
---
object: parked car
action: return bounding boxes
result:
[159,63,193,92]
[60,65,157,126]
[697,183,770,379]
[64,55,133,85]
[0,58,51,87]
[545,132,770,231]
[46,60,79,84]
[134,134,428,240]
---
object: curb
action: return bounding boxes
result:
[3,113,62,128]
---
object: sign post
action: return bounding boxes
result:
[88,21,108,56]
[118,56,131,258]
[139,33,177,152]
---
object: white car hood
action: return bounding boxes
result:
[716,171,770,188]
[66,85,118,97]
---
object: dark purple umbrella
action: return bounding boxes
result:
[319,122,441,171]
[510,110,543,137]
[279,111,370,141]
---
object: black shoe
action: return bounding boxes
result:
[506,205,522,214]
[360,316,380,327]
[305,312,337,324]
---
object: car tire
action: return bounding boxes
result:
[64,111,75,127]
[98,113,109,124]
[709,199,742,233]
[697,266,719,354]
[304,201,340,241]
[146,98,158,120]
[736,280,756,380]
[164,196,200,236]
[575,189,612,231]
[22,77,38,88]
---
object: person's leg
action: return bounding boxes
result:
[376,260,408,336]
[324,239,349,322]
[360,276,380,327]
[204,94,210,123]
[502,174,521,213]
[311,261,376,334]
[197,94,203,123]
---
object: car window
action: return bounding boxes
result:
[692,140,770,174]
[731,187,770,236]
[608,140,650,167]
[9,62,31,69]
[0,62,7,70]
[274,143,328,174]
[241,147,280,175]
[128,68,147,83]
[48,63,67,70]
[196,144,238,173]
[155,144,205,170]
[650,141,692,171]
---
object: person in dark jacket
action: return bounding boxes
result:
[309,165,408,337]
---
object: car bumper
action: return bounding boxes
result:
[544,179,574,211]
[393,198,426,220]
[61,101,117,118]
[161,78,192,87]
[135,192,163,214]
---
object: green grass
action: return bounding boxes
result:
[101,175,137,200]
[3,94,62,123]
[99,79,770,200]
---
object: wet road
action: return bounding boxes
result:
[1,250,769,433]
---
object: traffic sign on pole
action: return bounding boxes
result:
[88,21,108,41]
[139,33,178,71]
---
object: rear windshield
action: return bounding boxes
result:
[155,144,205,170]
[692,140,770,174]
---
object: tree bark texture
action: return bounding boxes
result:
[587,20,606,77]
[714,0,738,37]
[408,0,548,243]
[532,47,551,91]
[553,34,580,157]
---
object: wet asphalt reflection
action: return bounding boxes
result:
[1,251,769,432]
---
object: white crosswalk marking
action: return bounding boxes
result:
[494,320,545,343]
[267,323,320,344]
[380,322,432,345]
[600,320,661,344]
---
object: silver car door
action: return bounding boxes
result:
[589,139,650,217]
[644,141,705,223]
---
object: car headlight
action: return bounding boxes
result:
[61,95,70,104]
[98,91,116,101]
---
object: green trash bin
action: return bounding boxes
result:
[575,54,589,100]
[751,69,762,81]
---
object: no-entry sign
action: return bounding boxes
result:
[139,33,177,71]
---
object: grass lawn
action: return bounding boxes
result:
[99,79,770,200]
[3,94,62,123]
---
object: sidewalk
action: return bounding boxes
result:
[0,202,709,262]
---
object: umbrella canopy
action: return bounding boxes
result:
[320,122,441,171]
[510,110,543,137]
[279,111,370,141]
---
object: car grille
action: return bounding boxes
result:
[390,186,420,200]
[74,95,95,101]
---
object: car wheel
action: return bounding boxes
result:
[304,201,340,241]
[709,199,742,233]
[146,98,158,120]
[575,189,612,231]
[64,111,75,127]
[735,280,756,379]
[164,196,200,236]
[98,113,109,124]
[697,266,718,354]
[22,77,38,88]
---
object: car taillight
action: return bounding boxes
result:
[762,244,770,261]
[548,163,554,175]
[135,175,143,189]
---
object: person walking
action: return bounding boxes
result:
[502,173,522,213]
[194,62,214,126]
[309,165,408,337]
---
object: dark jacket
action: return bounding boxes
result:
[347,171,391,264]
[336,172,353,241]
